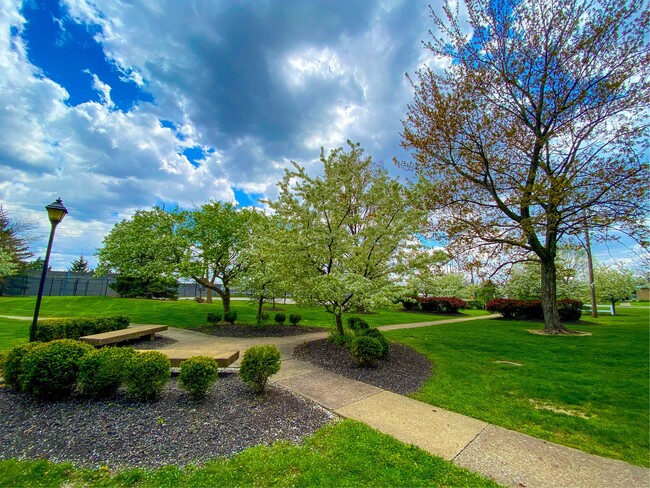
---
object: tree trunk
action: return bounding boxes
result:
[540,259,569,334]
[334,312,344,336]
[611,300,617,316]
[222,287,231,313]
[257,294,264,323]
[584,224,598,318]
[206,287,213,304]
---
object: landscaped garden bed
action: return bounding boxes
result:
[197,323,326,338]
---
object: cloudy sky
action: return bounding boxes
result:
[0,0,640,271]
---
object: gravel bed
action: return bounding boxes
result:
[293,339,433,395]
[0,375,334,470]
[197,323,326,338]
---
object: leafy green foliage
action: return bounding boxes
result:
[223,310,237,324]
[288,313,302,326]
[78,347,136,398]
[124,351,170,401]
[346,316,370,332]
[110,275,178,299]
[179,356,219,400]
[20,340,93,399]
[239,345,281,393]
[593,265,637,313]
[273,312,286,324]
[358,328,390,358]
[3,342,44,390]
[265,141,426,335]
[351,336,383,367]
[207,312,223,324]
[35,316,129,342]
[327,329,354,347]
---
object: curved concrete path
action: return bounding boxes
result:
[149,316,649,488]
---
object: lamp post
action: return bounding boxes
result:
[29,198,68,342]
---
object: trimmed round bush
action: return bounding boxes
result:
[351,336,383,368]
[124,351,170,401]
[327,329,354,347]
[288,313,302,326]
[3,342,45,391]
[358,328,390,358]
[274,312,287,324]
[179,356,219,400]
[78,347,136,398]
[239,345,281,393]
[346,316,369,332]
[224,310,238,324]
[21,339,94,399]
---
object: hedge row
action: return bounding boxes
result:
[35,316,130,342]
[486,299,583,321]
[401,296,467,313]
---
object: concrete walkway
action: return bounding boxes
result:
[7,313,648,486]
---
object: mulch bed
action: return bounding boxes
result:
[0,375,334,470]
[196,323,327,338]
[293,339,433,395]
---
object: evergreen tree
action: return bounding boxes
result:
[69,254,92,273]
[0,206,34,268]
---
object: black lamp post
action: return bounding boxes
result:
[29,198,68,342]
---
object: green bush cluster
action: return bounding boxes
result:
[486,298,583,321]
[326,316,391,367]
[224,310,238,324]
[4,342,44,390]
[207,312,224,324]
[124,351,170,401]
[239,345,281,393]
[274,312,286,324]
[288,313,302,326]
[78,347,136,398]
[35,316,130,342]
[20,339,94,399]
[179,356,219,400]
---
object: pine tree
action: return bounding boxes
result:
[0,206,34,267]
[69,254,92,273]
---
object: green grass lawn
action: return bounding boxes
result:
[0,420,499,488]
[385,307,650,467]
[0,296,487,351]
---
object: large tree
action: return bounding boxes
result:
[401,0,649,333]
[266,141,425,335]
[96,202,256,312]
[0,206,35,268]
[592,265,636,315]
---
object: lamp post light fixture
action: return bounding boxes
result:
[29,198,68,342]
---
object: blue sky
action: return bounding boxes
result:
[0,0,642,271]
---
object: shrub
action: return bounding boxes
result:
[351,336,383,367]
[21,339,94,399]
[486,298,521,318]
[399,296,420,311]
[417,296,467,313]
[78,347,136,398]
[0,351,7,378]
[224,310,238,325]
[274,312,287,325]
[179,356,219,400]
[358,328,390,358]
[463,299,485,310]
[110,275,178,299]
[288,313,302,326]
[124,351,170,401]
[35,316,130,342]
[327,329,354,347]
[346,316,370,332]
[207,312,223,324]
[558,299,584,321]
[3,342,45,391]
[239,345,281,393]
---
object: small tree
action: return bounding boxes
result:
[0,206,35,269]
[265,142,425,335]
[593,265,636,315]
[69,255,92,273]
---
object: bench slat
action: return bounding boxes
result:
[80,325,168,346]
[137,349,240,368]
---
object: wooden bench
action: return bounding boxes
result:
[138,349,240,368]
[80,325,168,346]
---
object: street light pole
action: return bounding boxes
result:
[29,198,68,342]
